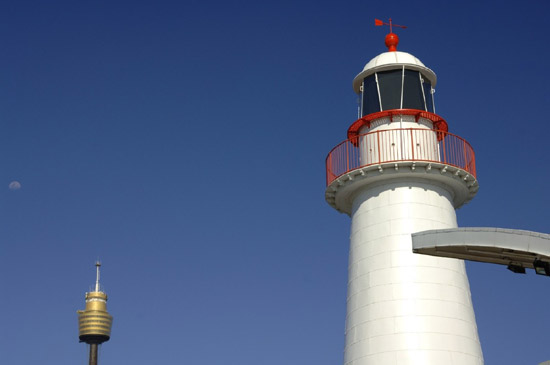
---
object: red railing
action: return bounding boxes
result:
[326,128,476,186]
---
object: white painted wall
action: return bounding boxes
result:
[344,180,483,365]
[358,116,439,167]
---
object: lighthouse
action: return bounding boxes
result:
[325,20,484,364]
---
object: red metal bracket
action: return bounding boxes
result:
[346,109,449,146]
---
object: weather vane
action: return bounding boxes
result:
[375,18,407,52]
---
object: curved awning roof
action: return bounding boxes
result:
[412,227,550,269]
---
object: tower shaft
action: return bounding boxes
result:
[345,180,482,364]
[89,344,98,365]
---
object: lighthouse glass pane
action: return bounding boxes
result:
[423,81,434,113]
[377,70,402,111]
[402,70,424,110]
[362,75,380,116]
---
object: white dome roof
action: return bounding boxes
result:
[352,51,437,93]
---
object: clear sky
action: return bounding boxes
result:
[0,1,549,364]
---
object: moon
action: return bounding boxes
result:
[9,181,21,190]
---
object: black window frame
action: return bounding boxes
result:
[360,67,436,116]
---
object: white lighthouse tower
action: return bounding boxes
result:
[325,20,484,364]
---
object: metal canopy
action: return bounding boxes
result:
[411,227,550,269]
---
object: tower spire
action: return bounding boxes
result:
[95,261,101,292]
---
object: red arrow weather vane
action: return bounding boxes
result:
[374,18,407,33]
[375,18,407,52]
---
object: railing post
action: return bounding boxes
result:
[326,154,331,185]
[377,130,381,165]
[463,139,468,172]
[410,128,415,161]
[471,150,476,176]
[346,140,349,172]
[442,133,447,164]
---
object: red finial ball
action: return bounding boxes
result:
[385,32,399,52]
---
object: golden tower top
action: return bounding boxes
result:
[77,261,113,345]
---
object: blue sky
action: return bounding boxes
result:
[0,1,549,364]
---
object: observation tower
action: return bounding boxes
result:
[77,262,113,365]
[325,20,483,364]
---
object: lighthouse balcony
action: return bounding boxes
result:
[326,127,476,185]
[325,126,478,214]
